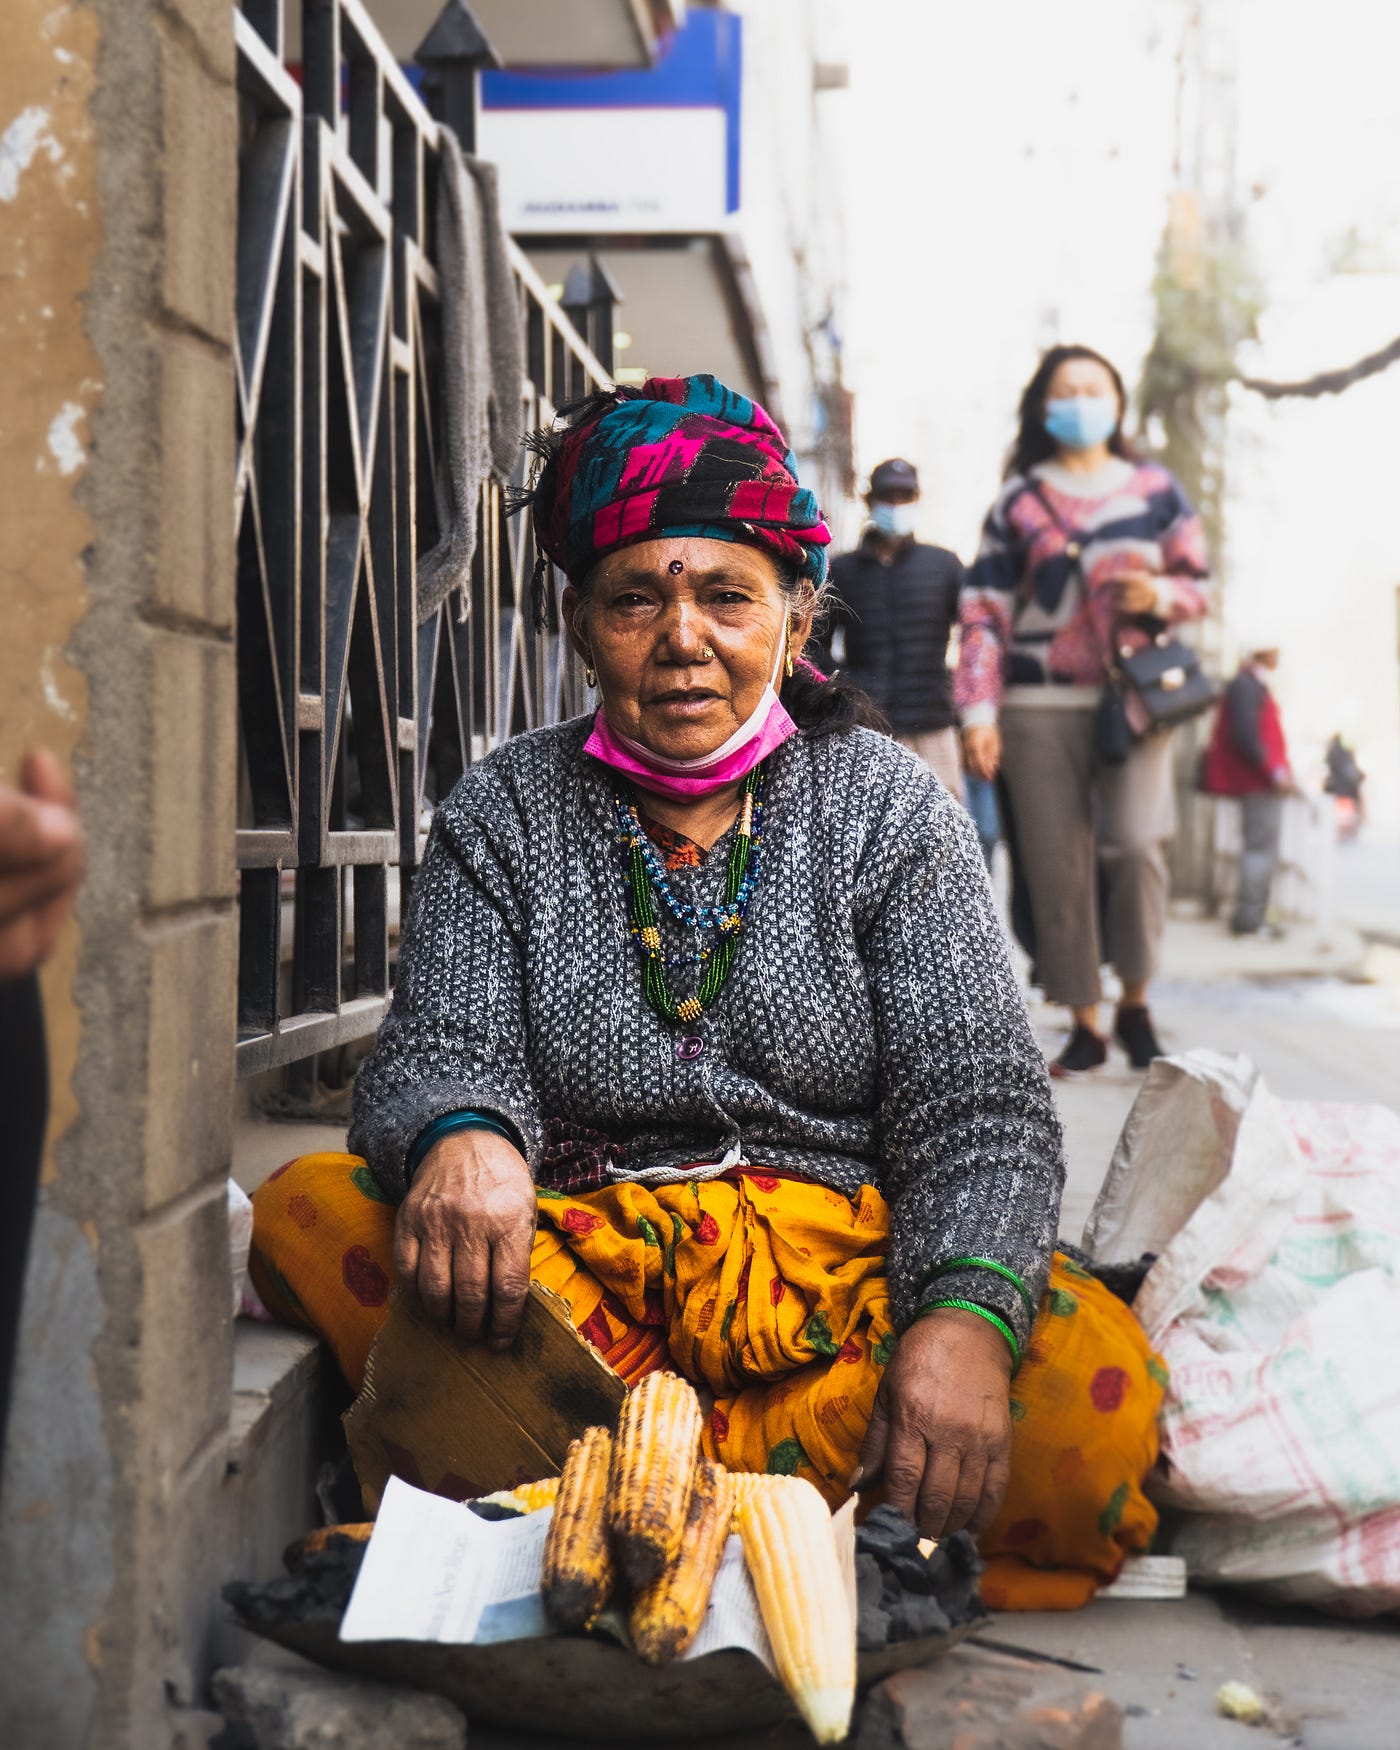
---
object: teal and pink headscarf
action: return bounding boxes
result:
[525,374,832,594]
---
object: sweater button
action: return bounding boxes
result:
[675,1033,706,1063]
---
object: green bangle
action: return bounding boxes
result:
[915,1297,1021,1372]
[931,1256,1036,1323]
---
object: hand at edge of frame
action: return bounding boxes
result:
[0,749,84,984]
[394,1130,537,1350]
[852,1305,1013,1540]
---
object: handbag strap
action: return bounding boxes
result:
[1018,477,1122,681]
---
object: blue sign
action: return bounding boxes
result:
[481,10,743,215]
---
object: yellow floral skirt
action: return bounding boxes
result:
[251,1152,1165,1610]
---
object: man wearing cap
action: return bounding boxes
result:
[821,458,969,795]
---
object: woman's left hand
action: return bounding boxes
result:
[1112,571,1161,616]
[852,1306,1014,1538]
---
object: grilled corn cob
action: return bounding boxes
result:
[541,1427,616,1631]
[629,1459,734,1664]
[607,1370,704,1587]
[474,1476,561,1515]
[738,1475,856,1745]
[726,1469,789,1528]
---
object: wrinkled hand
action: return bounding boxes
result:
[853,1307,1013,1539]
[962,724,1002,783]
[0,749,83,984]
[1112,571,1161,616]
[394,1130,537,1348]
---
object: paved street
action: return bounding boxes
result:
[983,903,1400,1747]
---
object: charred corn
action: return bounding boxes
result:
[607,1371,704,1587]
[629,1459,734,1664]
[738,1475,855,1746]
[475,1476,561,1515]
[540,1427,616,1631]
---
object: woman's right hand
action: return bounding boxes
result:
[962,724,1002,783]
[394,1130,537,1349]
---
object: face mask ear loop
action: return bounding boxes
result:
[767,619,788,694]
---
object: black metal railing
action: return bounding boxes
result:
[234,0,610,1076]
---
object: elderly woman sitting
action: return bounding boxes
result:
[253,375,1163,1608]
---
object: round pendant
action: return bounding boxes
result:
[675,1033,706,1063]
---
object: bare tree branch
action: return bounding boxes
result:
[1239,333,1400,400]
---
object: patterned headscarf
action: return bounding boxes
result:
[526,374,832,592]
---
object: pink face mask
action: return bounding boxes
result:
[584,633,798,800]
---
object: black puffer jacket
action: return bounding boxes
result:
[821,536,967,734]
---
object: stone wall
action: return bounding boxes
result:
[0,3,239,1745]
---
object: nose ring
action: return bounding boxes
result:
[700,645,715,660]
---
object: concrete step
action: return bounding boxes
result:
[212,1321,348,1674]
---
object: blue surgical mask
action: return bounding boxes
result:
[870,500,917,537]
[1044,396,1120,452]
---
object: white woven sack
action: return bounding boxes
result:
[1085,1052,1400,1614]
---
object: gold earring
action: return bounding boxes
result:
[583,655,597,687]
[785,647,795,679]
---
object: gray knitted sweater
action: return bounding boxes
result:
[348,719,1064,1342]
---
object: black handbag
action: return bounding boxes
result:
[1022,481,1216,762]
[1117,631,1218,730]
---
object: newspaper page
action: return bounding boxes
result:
[339,1475,552,1644]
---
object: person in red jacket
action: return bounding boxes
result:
[1201,643,1294,935]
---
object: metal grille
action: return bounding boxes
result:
[234,0,609,1076]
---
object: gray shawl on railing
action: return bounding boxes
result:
[416,130,524,623]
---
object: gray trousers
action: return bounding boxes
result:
[1000,705,1176,1008]
[1232,792,1283,933]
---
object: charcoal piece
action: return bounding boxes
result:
[857,1600,893,1651]
[884,1548,939,1594]
[855,1503,922,1558]
[936,1529,984,1621]
[465,1499,526,1522]
[856,1552,885,1611]
[224,1543,367,1628]
[886,1592,952,1641]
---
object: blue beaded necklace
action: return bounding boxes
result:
[614,765,766,1025]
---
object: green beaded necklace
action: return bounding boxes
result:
[619,763,765,1025]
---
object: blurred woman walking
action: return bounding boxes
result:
[957,345,1210,1076]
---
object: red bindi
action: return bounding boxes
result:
[668,559,684,575]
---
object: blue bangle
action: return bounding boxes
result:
[406,1109,522,1181]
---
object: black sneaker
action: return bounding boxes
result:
[1049,1025,1108,1078]
[1115,1005,1163,1070]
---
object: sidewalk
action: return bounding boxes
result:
[1031,906,1399,1238]
[1333,835,1400,948]
[985,905,1400,1747]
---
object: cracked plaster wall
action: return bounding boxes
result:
[0,3,238,1745]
